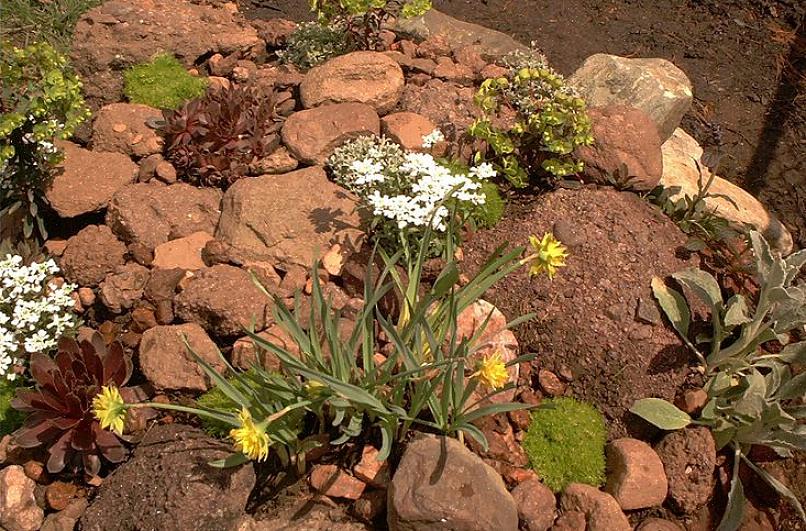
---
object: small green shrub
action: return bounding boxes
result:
[1,41,90,240]
[477,181,505,228]
[123,54,208,110]
[523,397,606,492]
[0,0,102,50]
[469,48,593,188]
[278,22,354,70]
[312,0,432,50]
[0,379,24,436]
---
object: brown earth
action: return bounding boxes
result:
[241,0,806,250]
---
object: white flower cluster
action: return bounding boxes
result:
[0,255,80,380]
[331,134,495,232]
[421,129,445,149]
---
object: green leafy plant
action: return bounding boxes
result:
[631,230,806,529]
[469,48,593,188]
[0,41,90,240]
[159,84,295,189]
[523,397,607,492]
[311,0,432,50]
[1,378,24,436]
[278,22,354,70]
[0,0,102,50]
[123,54,208,110]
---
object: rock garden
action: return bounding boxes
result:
[0,1,804,530]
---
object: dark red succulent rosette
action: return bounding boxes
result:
[11,333,133,476]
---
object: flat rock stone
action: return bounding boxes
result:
[281,103,380,165]
[174,264,272,337]
[300,51,404,114]
[576,105,663,191]
[604,438,667,510]
[660,128,793,255]
[309,464,366,500]
[45,141,137,218]
[152,231,213,271]
[655,426,716,515]
[559,483,630,531]
[80,424,255,531]
[60,225,127,287]
[381,112,437,151]
[394,8,527,60]
[0,465,44,531]
[388,434,518,531]
[106,182,222,252]
[569,54,693,142]
[91,103,163,158]
[139,323,224,391]
[216,166,363,268]
[71,0,260,107]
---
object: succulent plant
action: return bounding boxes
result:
[160,84,295,189]
[11,333,132,476]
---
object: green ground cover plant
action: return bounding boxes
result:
[278,22,354,69]
[123,54,208,110]
[522,397,607,492]
[0,0,101,50]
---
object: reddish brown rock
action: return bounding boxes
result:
[433,57,475,84]
[77,287,96,308]
[130,307,158,332]
[139,323,224,391]
[216,167,364,268]
[251,18,297,48]
[231,325,299,372]
[106,182,222,251]
[604,438,667,510]
[152,231,213,271]
[453,45,487,74]
[551,511,586,531]
[40,497,88,531]
[576,105,663,191]
[91,103,163,158]
[510,478,557,531]
[381,112,437,151]
[155,160,177,184]
[45,141,137,218]
[353,446,390,489]
[60,225,127,287]
[636,518,684,531]
[674,388,708,415]
[98,263,150,313]
[538,369,567,397]
[416,35,452,59]
[399,78,481,135]
[655,427,716,514]
[45,481,78,511]
[300,51,404,114]
[249,147,298,175]
[281,103,380,165]
[353,490,386,522]
[480,63,509,79]
[559,483,630,531]
[0,465,44,531]
[310,465,366,500]
[174,265,272,337]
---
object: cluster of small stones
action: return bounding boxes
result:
[0,1,794,530]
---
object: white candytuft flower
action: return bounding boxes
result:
[421,129,445,149]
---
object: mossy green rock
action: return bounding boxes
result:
[523,397,607,492]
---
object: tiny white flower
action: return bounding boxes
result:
[421,129,445,149]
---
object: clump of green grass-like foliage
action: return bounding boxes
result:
[123,54,208,110]
[1,379,24,436]
[523,397,607,492]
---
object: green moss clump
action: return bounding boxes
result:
[195,384,239,438]
[476,181,505,228]
[0,379,25,436]
[123,54,208,110]
[523,397,607,492]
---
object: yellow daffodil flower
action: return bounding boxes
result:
[92,385,127,436]
[527,232,568,279]
[473,351,510,390]
[230,408,270,462]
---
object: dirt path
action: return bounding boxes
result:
[242,0,805,250]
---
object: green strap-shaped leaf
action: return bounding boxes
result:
[629,398,692,430]
[716,450,745,531]
[673,268,724,309]
[742,453,806,521]
[651,277,691,338]
[723,295,751,328]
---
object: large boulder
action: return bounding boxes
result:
[559,483,630,531]
[660,128,793,254]
[70,0,260,107]
[655,426,716,515]
[576,105,663,191]
[174,264,272,337]
[80,424,255,531]
[569,54,693,142]
[394,9,527,59]
[91,103,164,158]
[604,438,667,510]
[45,141,137,218]
[215,167,363,268]
[139,323,224,391]
[300,52,404,114]
[509,478,556,531]
[106,182,222,252]
[281,103,380,165]
[388,434,518,530]
[60,225,127,287]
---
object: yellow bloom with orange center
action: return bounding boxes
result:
[474,351,510,390]
[92,385,127,436]
[527,232,568,280]
[230,408,270,462]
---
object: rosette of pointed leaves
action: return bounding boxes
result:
[11,333,132,476]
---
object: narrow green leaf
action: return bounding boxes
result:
[651,277,691,338]
[777,373,806,401]
[742,454,806,521]
[208,453,251,468]
[629,398,692,430]
[716,455,745,531]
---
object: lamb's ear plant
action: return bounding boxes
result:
[631,230,806,530]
